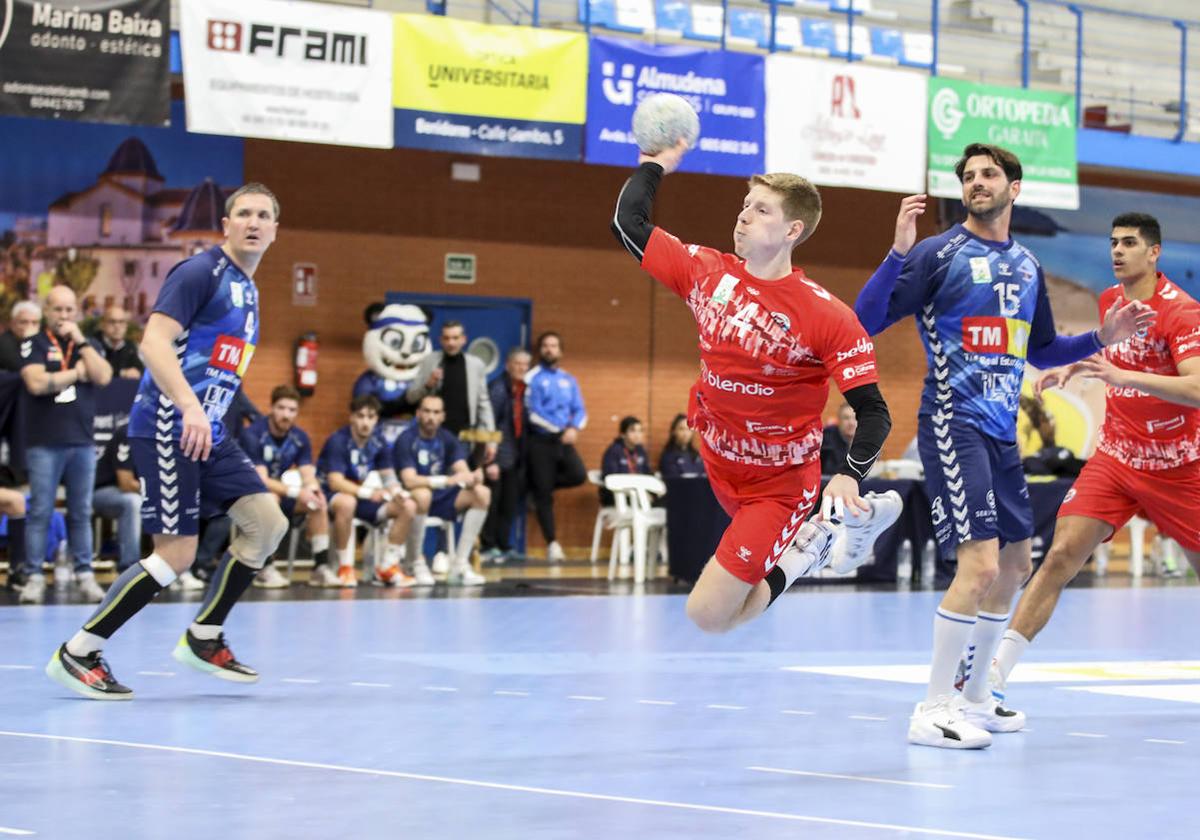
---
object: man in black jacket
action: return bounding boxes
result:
[480,348,531,563]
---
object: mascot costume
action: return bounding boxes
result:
[353,303,432,441]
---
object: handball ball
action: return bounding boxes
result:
[632,93,700,156]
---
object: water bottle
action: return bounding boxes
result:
[896,539,913,583]
[920,539,937,586]
[53,542,72,591]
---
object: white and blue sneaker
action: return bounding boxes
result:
[792,519,839,577]
[960,694,1026,732]
[828,490,903,574]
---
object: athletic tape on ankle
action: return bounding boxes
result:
[141,554,178,587]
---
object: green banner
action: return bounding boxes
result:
[928,78,1078,210]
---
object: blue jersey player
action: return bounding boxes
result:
[856,144,1154,749]
[46,184,291,700]
[394,394,490,586]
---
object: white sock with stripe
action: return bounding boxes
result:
[963,611,1009,702]
[994,628,1030,682]
[927,607,976,703]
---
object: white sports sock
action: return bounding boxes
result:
[189,622,222,641]
[963,611,1008,702]
[383,542,402,568]
[337,547,354,569]
[455,508,487,565]
[775,545,814,588]
[405,516,428,568]
[927,607,977,703]
[993,628,1030,681]
[311,534,329,554]
[66,630,106,658]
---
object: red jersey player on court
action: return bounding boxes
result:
[991,212,1200,707]
[612,139,901,633]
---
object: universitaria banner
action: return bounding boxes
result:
[392,14,587,161]
[0,0,170,125]
[585,36,764,177]
[765,55,927,194]
[180,0,394,148]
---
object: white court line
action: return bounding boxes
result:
[136,671,175,677]
[567,695,605,702]
[637,700,676,706]
[281,678,320,685]
[0,827,35,836]
[1145,738,1186,745]
[0,665,33,671]
[493,690,529,697]
[707,704,746,711]
[0,731,1029,840]
[749,766,953,790]
[422,686,459,693]
[349,682,391,689]
[780,710,814,716]
[849,715,889,722]
[1066,732,1108,739]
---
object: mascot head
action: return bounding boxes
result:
[362,303,431,383]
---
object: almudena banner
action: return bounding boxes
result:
[392,15,587,160]
[180,0,394,148]
[928,78,1078,210]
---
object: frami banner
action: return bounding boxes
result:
[586,37,763,177]
[180,0,393,148]
[392,14,586,160]
[928,78,1078,210]
[0,0,169,125]
[765,55,926,194]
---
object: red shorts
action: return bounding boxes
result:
[1058,452,1200,551]
[703,449,821,584]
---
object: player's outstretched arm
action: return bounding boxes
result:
[1075,355,1200,408]
[854,195,925,336]
[821,382,892,517]
[610,139,689,262]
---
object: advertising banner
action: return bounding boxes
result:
[765,56,926,194]
[392,14,586,160]
[0,0,169,125]
[180,0,394,148]
[585,36,764,177]
[928,77,1078,210]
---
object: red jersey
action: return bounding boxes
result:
[1096,274,1200,471]
[642,227,879,468]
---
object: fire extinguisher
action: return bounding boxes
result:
[294,331,319,396]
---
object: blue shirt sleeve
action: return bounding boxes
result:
[568,373,587,430]
[240,427,265,465]
[1026,272,1103,368]
[114,427,132,470]
[20,334,48,369]
[601,441,623,477]
[296,430,313,467]
[444,430,467,471]
[154,256,219,328]
[392,434,417,473]
[322,433,350,476]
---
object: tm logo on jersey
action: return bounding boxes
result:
[210,335,256,376]
[962,317,1030,358]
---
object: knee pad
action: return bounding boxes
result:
[227,493,290,569]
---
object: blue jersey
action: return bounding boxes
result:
[881,225,1056,441]
[392,426,465,477]
[240,417,313,480]
[128,246,260,446]
[352,371,412,413]
[316,425,391,489]
[525,365,587,435]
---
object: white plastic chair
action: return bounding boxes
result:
[588,469,628,565]
[604,474,667,583]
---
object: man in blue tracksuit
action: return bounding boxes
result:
[525,331,587,563]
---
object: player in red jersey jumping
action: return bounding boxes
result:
[991,212,1200,707]
[612,140,901,633]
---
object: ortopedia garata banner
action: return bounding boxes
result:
[765,56,926,194]
[180,0,393,148]
[392,15,586,160]
[586,36,764,177]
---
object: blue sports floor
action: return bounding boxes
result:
[1,585,1197,839]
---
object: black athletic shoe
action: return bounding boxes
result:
[172,629,259,683]
[46,644,133,701]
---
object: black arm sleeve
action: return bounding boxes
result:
[838,382,892,480]
[610,162,664,261]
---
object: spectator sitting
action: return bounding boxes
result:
[94,305,143,379]
[820,402,856,476]
[599,415,652,506]
[240,384,329,589]
[90,424,141,574]
[659,413,706,479]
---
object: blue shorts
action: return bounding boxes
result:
[321,486,387,524]
[918,415,1032,555]
[430,487,459,521]
[131,436,267,536]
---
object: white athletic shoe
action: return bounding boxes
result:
[252,564,290,589]
[76,572,107,603]
[175,570,207,592]
[19,574,46,604]
[411,557,436,587]
[308,565,341,588]
[960,695,1026,733]
[792,519,840,577]
[430,552,450,577]
[447,562,486,586]
[828,490,903,575]
[908,695,992,749]
[546,541,566,564]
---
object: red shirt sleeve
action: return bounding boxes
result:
[640,227,725,299]
[1167,299,1200,365]
[812,289,881,393]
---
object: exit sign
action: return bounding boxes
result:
[445,253,476,284]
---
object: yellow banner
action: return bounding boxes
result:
[392,15,587,124]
